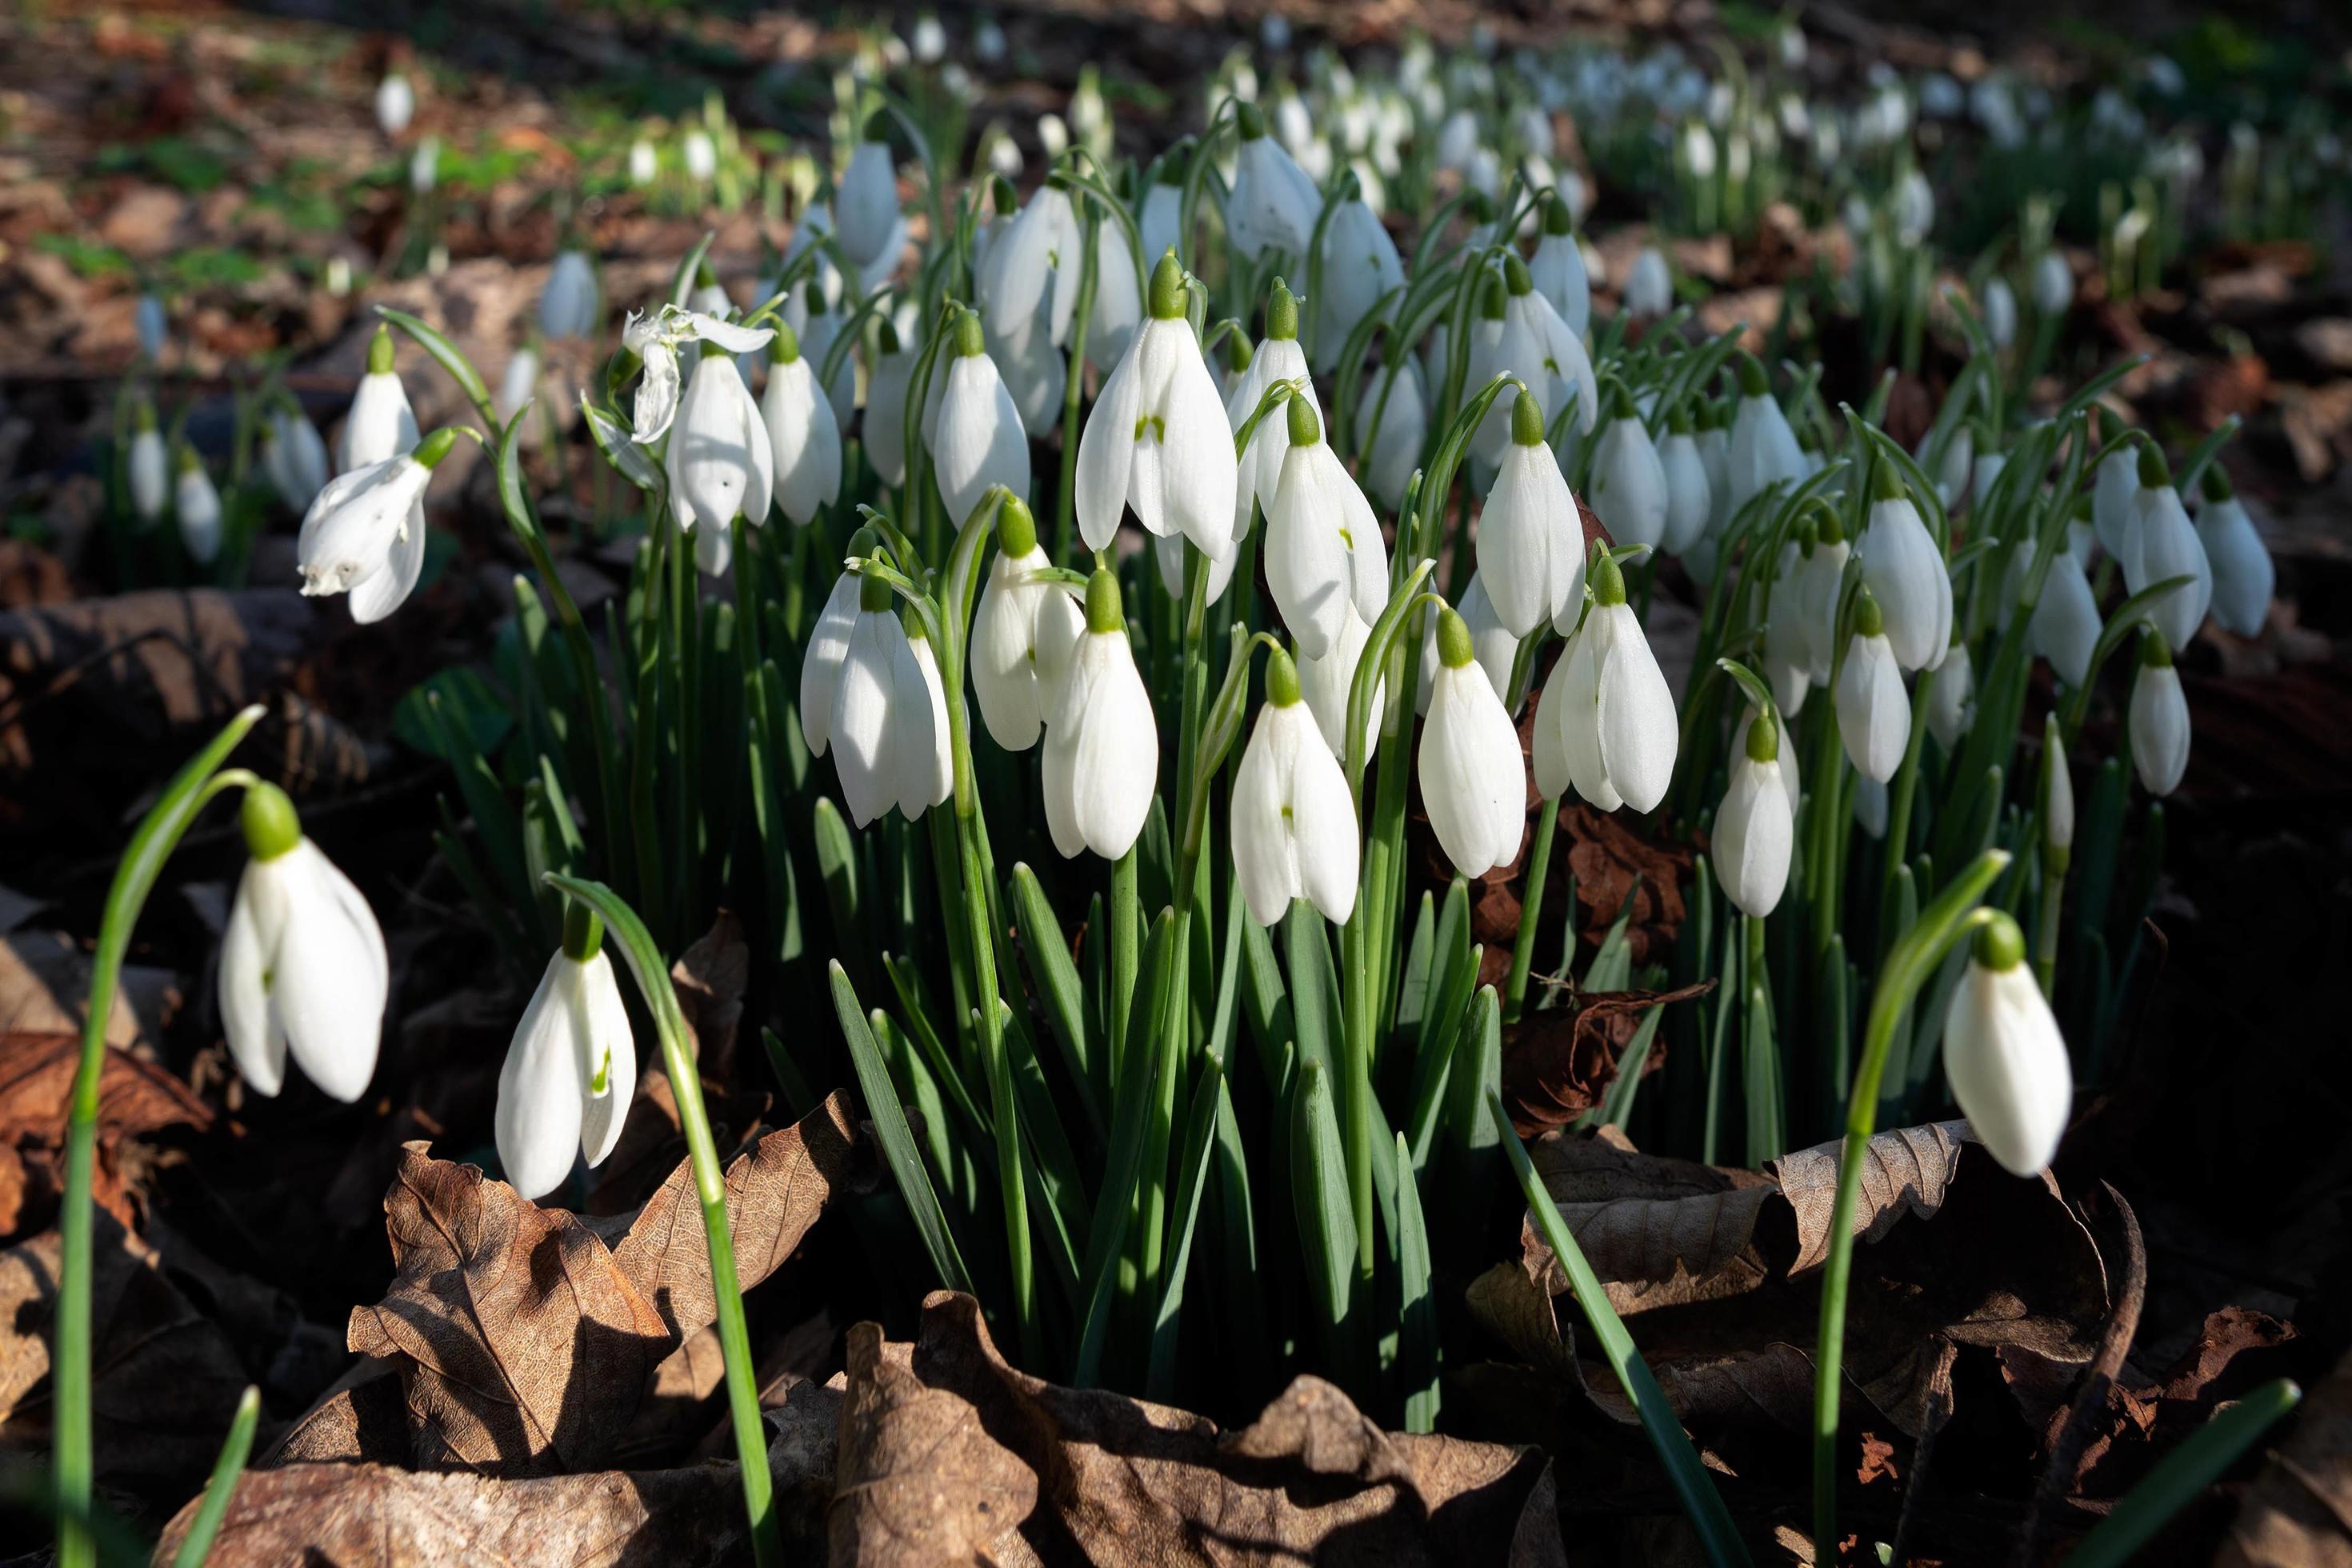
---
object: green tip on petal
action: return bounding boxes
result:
[1086,567,1125,634]
[858,570,894,614]
[1592,547,1628,606]
[1266,646,1302,706]
[1476,271,1507,322]
[240,781,302,862]
[1435,605,1475,668]
[1542,191,1573,236]
[1511,389,1545,446]
[2136,442,2171,490]
[1854,587,1885,638]
[2138,626,2172,668]
[561,898,605,962]
[368,325,397,375]
[990,174,1018,214]
[1235,100,1266,142]
[1286,394,1322,449]
[1502,254,1534,296]
[1734,351,1769,398]
[998,495,1038,557]
[1149,250,1188,320]
[770,319,803,363]
[1746,709,1780,763]
[1870,458,1907,502]
[1266,279,1299,341]
[414,426,461,469]
[2199,463,2232,502]
[951,306,986,358]
[1971,910,2027,971]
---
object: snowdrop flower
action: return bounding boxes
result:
[1713,706,1793,918]
[262,407,329,514]
[1942,913,2072,1176]
[2125,447,2212,652]
[837,117,900,270]
[926,308,1029,526]
[1727,354,1806,513]
[2195,466,2273,637]
[1589,383,1669,551]
[298,426,459,622]
[222,782,386,1103]
[1834,589,1910,783]
[1478,390,1586,637]
[1529,193,1590,337]
[495,342,541,423]
[2128,630,2190,797]
[864,319,915,487]
[1226,101,1322,262]
[761,322,842,526]
[1300,600,1381,759]
[972,498,1084,752]
[682,128,717,183]
[375,73,414,138]
[134,293,167,360]
[1982,276,2018,350]
[1534,550,1677,812]
[1076,252,1239,559]
[1354,356,1426,513]
[1418,571,1518,711]
[540,248,600,339]
[342,326,418,473]
[1233,647,1360,925]
[1421,603,1527,878]
[496,906,636,1201]
[1926,635,1974,751]
[1264,397,1387,660]
[667,335,775,573]
[2031,250,2073,316]
[174,449,222,564]
[409,136,438,195]
[1658,405,1713,553]
[1622,246,1673,320]
[1314,188,1403,371]
[629,138,658,186]
[1044,571,1158,860]
[1857,466,1953,671]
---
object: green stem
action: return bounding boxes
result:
[1503,800,1561,1024]
[543,875,782,1568]
[55,705,264,1568]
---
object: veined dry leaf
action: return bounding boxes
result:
[1501,982,1715,1138]
[830,1291,1568,1566]
[336,1093,855,1478]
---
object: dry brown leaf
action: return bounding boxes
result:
[830,1290,1568,1566]
[339,1093,855,1478]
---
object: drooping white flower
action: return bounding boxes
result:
[262,407,329,514]
[667,343,774,573]
[1299,599,1382,760]
[1226,101,1322,262]
[1622,245,1673,319]
[836,121,901,270]
[1942,913,2073,1176]
[1263,396,1388,660]
[1477,389,1586,636]
[1588,384,1669,550]
[174,450,222,564]
[540,249,600,339]
[1314,188,1403,371]
[1857,470,1954,671]
[297,429,456,623]
[221,782,387,1103]
[375,73,414,138]
[2194,466,2274,637]
[760,321,842,526]
[495,912,636,1201]
[1354,355,1427,514]
[1420,603,1528,878]
[1727,354,1806,512]
[2128,631,2190,797]
[2124,449,2212,652]
[1528,192,1590,337]
[1043,570,1159,859]
[1535,550,1678,813]
[1834,590,1910,783]
[1232,647,1361,925]
[1713,707,1794,917]
[1926,637,1974,750]
[971,498,1086,753]
[1075,251,1240,559]
[1226,281,1320,539]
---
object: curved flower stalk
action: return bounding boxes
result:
[1075,251,1239,559]
[761,322,842,526]
[1834,589,1910,782]
[1264,396,1387,660]
[971,498,1084,751]
[2194,465,2273,636]
[1232,646,1360,925]
[298,426,464,623]
[1536,548,1678,813]
[1044,570,1159,860]
[1421,602,1527,878]
[932,307,1031,527]
[1942,913,2073,1176]
[1477,389,1586,637]
[495,902,636,1201]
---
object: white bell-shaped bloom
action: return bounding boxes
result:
[221,783,386,1103]
[1834,592,1910,782]
[1477,390,1586,637]
[495,918,636,1202]
[540,249,599,340]
[1857,476,1953,671]
[836,126,901,270]
[1299,599,1381,760]
[2031,250,2074,316]
[1589,387,1669,551]
[2194,468,2273,637]
[1713,710,1794,917]
[1314,192,1403,372]
[760,322,842,526]
[1529,194,1590,337]
[2125,451,2212,652]
[174,451,222,565]
[1420,604,1527,878]
[931,308,1030,526]
[1263,398,1388,661]
[1537,551,1678,813]
[979,180,1083,346]
[667,346,774,570]
[864,321,916,488]
[297,431,454,623]
[128,415,168,522]
[375,73,414,138]
[1982,276,2018,350]
[262,409,329,515]
[2128,633,2190,796]
[1075,252,1240,559]
[2091,438,2140,564]
[1622,246,1673,320]
[1657,412,1712,554]
[1727,355,1806,512]
[1226,282,1320,539]
[495,344,541,424]
[818,576,951,826]
[1043,571,1159,859]
[1355,357,1427,514]
[1942,914,2072,1176]
[1227,102,1322,262]
[1926,638,1974,750]
[1232,649,1361,925]
[971,500,1084,752]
